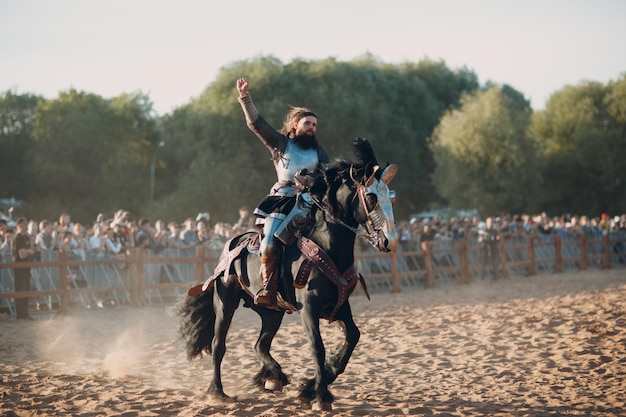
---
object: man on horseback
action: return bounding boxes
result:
[236,77,330,308]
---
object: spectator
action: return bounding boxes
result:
[94,212,105,226]
[196,221,211,245]
[123,216,137,249]
[195,212,211,229]
[154,219,167,240]
[419,222,436,245]
[599,213,611,235]
[57,212,73,235]
[510,216,526,240]
[213,222,232,242]
[0,206,14,224]
[136,218,164,253]
[478,217,501,280]
[568,215,584,237]
[166,222,184,248]
[231,207,255,236]
[104,227,123,255]
[71,223,90,260]
[111,222,131,253]
[89,224,107,258]
[179,218,200,247]
[56,230,77,256]
[35,220,57,252]
[0,220,13,256]
[11,217,36,320]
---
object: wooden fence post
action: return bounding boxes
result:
[459,238,470,284]
[389,251,401,293]
[130,248,145,307]
[421,241,435,288]
[527,236,536,276]
[604,232,612,269]
[578,234,588,271]
[554,235,563,273]
[195,246,205,284]
[498,238,507,279]
[58,250,69,315]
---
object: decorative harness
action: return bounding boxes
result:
[296,236,370,322]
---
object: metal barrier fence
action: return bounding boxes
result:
[2,231,625,318]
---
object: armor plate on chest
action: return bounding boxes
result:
[276,141,319,183]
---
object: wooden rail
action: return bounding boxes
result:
[1,233,624,315]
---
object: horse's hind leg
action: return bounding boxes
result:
[206,277,240,402]
[252,307,289,391]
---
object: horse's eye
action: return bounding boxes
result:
[367,193,378,209]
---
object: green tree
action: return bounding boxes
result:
[159,55,477,220]
[431,85,539,216]
[27,89,160,222]
[0,90,42,204]
[532,78,626,214]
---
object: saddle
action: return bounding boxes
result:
[187,233,370,321]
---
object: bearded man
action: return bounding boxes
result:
[236,77,330,308]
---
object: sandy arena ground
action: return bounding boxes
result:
[1,269,625,416]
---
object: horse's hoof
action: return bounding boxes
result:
[208,394,233,405]
[264,379,283,392]
[312,401,332,411]
[202,391,233,405]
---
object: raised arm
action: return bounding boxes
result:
[236,77,259,124]
[236,77,286,154]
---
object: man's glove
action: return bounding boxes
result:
[294,169,310,189]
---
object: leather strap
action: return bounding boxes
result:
[296,236,367,321]
[188,233,260,296]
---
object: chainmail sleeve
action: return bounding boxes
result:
[238,93,287,155]
[237,93,260,126]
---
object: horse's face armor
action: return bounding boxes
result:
[358,164,399,252]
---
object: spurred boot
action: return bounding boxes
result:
[255,255,279,307]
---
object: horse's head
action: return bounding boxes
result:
[353,162,399,252]
[318,138,399,252]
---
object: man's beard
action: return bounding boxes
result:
[292,134,319,150]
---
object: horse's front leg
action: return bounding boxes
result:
[252,305,289,391]
[206,277,240,402]
[299,307,333,411]
[325,302,360,384]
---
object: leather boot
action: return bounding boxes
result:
[255,255,278,307]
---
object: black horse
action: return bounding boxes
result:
[177,138,398,411]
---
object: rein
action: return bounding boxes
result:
[308,178,382,247]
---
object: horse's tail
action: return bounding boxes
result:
[175,289,216,360]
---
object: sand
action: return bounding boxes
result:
[1,269,625,416]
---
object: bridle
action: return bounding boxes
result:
[308,164,397,249]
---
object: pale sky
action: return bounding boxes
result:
[1,0,625,115]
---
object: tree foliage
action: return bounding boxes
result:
[0,90,42,202]
[2,58,623,224]
[19,89,161,221]
[531,76,626,215]
[157,55,478,221]
[431,85,540,216]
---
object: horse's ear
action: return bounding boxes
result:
[365,165,379,187]
[381,164,398,184]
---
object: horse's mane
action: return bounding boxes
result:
[304,138,379,223]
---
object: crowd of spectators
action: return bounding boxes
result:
[0,207,257,262]
[396,211,626,250]
[2,206,626,261]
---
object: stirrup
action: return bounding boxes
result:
[254,289,277,308]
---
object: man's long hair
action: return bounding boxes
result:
[280,106,318,137]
